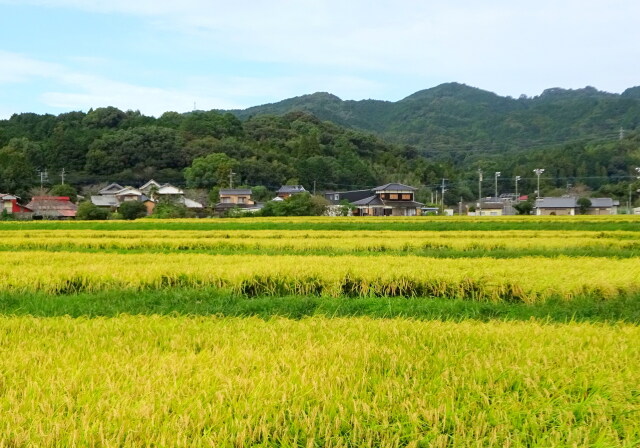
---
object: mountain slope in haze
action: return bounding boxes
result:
[231,83,640,158]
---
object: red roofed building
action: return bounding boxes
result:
[1,194,32,214]
[26,196,77,219]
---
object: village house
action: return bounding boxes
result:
[26,196,77,219]
[534,197,619,215]
[276,185,307,199]
[214,188,262,214]
[98,183,124,195]
[218,188,254,206]
[92,180,204,215]
[327,183,424,216]
[475,202,505,216]
[1,193,32,217]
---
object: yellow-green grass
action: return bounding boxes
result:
[0,316,638,447]
[2,214,639,232]
[2,251,640,301]
[2,229,640,253]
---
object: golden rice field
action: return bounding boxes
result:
[1,217,640,446]
[1,316,640,447]
[2,251,640,301]
[1,229,640,253]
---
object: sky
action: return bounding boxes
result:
[1,0,639,118]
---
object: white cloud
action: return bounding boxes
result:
[0,50,383,117]
[1,0,639,105]
[0,51,63,83]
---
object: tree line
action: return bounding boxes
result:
[1,105,639,207]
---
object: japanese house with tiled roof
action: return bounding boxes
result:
[326,183,424,216]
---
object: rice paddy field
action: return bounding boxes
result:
[1,215,640,446]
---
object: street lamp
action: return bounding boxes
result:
[515,175,521,201]
[630,167,640,213]
[494,171,501,199]
[533,169,545,199]
[477,169,483,215]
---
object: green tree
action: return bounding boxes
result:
[184,153,237,189]
[513,200,534,215]
[83,107,126,128]
[118,201,148,220]
[0,140,35,197]
[577,197,592,215]
[179,111,243,140]
[86,126,183,174]
[250,186,272,202]
[76,201,110,220]
[49,184,78,202]
[152,200,190,218]
[260,193,328,216]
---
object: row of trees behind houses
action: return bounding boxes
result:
[1,106,640,207]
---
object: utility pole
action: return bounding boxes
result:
[313,180,316,196]
[494,171,501,199]
[633,167,640,213]
[620,127,625,140]
[533,168,545,199]
[228,170,236,189]
[37,169,48,189]
[61,168,66,185]
[515,175,521,202]
[440,178,447,213]
[477,169,483,215]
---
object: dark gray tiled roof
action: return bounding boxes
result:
[91,195,119,207]
[351,196,424,208]
[589,198,619,207]
[382,200,424,208]
[219,189,252,195]
[351,195,383,206]
[277,185,307,194]
[373,183,418,192]
[535,197,576,208]
[98,183,124,195]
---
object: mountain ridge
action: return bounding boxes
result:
[229,82,640,156]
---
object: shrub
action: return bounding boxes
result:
[260,193,328,217]
[118,201,148,220]
[76,201,109,220]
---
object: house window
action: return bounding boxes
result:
[238,197,245,204]
[222,197,231,204]
[401,194,411,200]
[389,194,399,200]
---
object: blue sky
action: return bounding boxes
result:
[1,0,639,118]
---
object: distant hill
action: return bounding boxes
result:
[231,83,640,160]
[2,82,640,205]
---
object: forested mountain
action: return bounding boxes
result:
[1,83,640,206]
[232,83,640,162]
[0,108,422,199]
